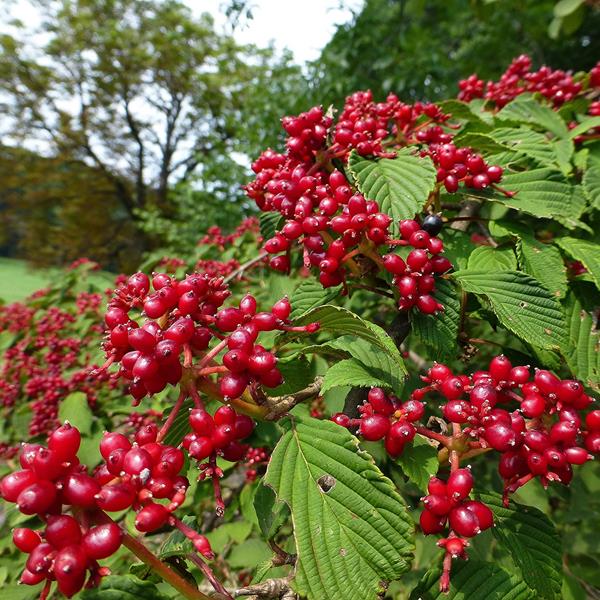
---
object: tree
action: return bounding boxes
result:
[0,0,305,241]
[311,0,600,107]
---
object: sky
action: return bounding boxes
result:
[6,0,363,65]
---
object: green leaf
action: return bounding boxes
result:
[477,492,563,599]
[254,482,290,539]
[453,132,509,155]
[58,392,93,435]
[270,356,315,396]
[290,279,343,319]
[453,270,567,349]
[467,246,517,272]
[80,575,170,600]
[562,288,600,391]
[410,559,535,600]
[555,237,600,291]
[437,99,492,127]
[162,398,194,447]
[488,127,557,167]
[348,148,437,233]
[583,162,600,209]
[285,305,407,376]
[411,278,460,359]
[259,212,283,241]
[568,117,600,140]
[497,98,568,138]
[554,0,584,17]
[395,435,439,492]
[321,358,392,394]
[264,415,414,600]
[553,138,574,175]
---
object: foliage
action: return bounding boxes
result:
[0,55,600,600]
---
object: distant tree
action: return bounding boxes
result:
[0,0,306,257]
[312,0,600,107]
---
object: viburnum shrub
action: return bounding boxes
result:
[1,56,600,599]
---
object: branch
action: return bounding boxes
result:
[263,376,323,420]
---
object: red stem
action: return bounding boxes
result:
[187,553,233,600]
[415,426,451,447]
[157,387,187,443]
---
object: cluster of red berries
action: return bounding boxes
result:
[458,54,596,107]
[331,387,424,456]
[0,424,122,596]
[417,357,598,497]
[198,218,260,249]
[102,270,310,402]
[244,446,270,483]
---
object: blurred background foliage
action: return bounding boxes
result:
[0,0,599,272]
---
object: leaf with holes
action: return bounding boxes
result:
[348,149,437,234]
[555,237,600,292]
[264,415,414,600]
[410,559,535,600]
[283,305,407,376]
[562,287,600,391]
[477,492,563,599]
[453,270,567,349]
[497,98,568,138]
[411,279,460,359]
[290,279,343,319]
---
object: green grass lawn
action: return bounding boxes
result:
[0,258,114,303]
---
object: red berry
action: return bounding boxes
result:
[360,414,390,441]
[420,508,447,534]
[45,515,82,549]
[449,505,480,537]
[48,423,81,462]
[82,523,123,559]
[17,481,57,515]
[135,503,170,532]
[447,468,473,501]
[13,528,42,553]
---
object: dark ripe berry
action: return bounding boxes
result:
[368,388,394,416]
[220,373,249,399]
[550,421,578,445]
[498,450,528,479]
[26,542,55,574]
[82,523,123,559]
[407,249,429,271]
[17,481,57,515]
[520,393,546,418]
[423,494,452,516]
[128,328,157,353]
[586,410,600,431]
[248,351,277,375]
[430,363,452,382]
[135,503,170,533]
[214,405,237,427]
[565,446,591,465]
[443,400,470,423]
[188,437,214,460]
[45,515,82,549]
[49,423,81,462]
[421,214,443,236]
[484,423,517,452]
[135,424,158,445]
[13,528,41,553]
[462,500,493,531]
[122,447,153,476]
[526,452,548,475]
[221,441,248,462]
[380,429,403,456]
[61,473,100,508]
[556,380,584,403]
[400,219,421,240]
[189,410,215,436]
[447,468,473,500]
[240,294,257,316]
[223,349,250,373]
[360,414,390,441]
[212,425,235,449]
[388,421,416,442]
[440,376,465,400]
[332,413,351,428]
[234,414,255,440]
[96,483,136,511]
[382,254,406,275]
[534,370,560,396]
[416,295,438,314]
[428,477,447,496]
[489,355,512,381]
[54,546,88,597]
[524,430,551,453]
[1,469,38,502]
[509,366,530,384]
[253,312,278,331]
[420,508,447,534]
[100,432,131,460]
[259,367,284,388]
[449,505,480,537]
[272,297,291,320]
[401,399,425,421]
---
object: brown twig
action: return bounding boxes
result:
[264,376,324,420]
